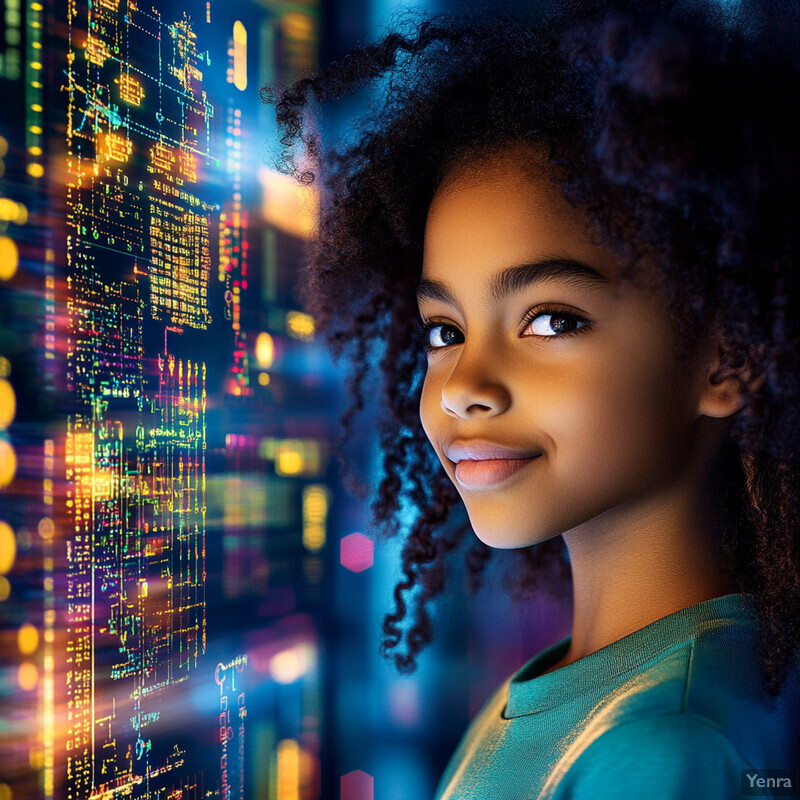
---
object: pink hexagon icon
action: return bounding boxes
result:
[341,769,374,800]
[340,532,374,573]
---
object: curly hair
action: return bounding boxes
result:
[263,0,800,699]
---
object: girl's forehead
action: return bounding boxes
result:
[423,152,628,289]
[428,146,598,240]
[420,154,677,321]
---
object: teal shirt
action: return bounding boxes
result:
[433,593,799,799]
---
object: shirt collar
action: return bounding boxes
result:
[503,592,754,719]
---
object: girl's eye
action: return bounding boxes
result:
[414,306,590,354]
[522,306,590,339]
[414,321,464,352]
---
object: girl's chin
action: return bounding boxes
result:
[469,525,546,550]
[466,513,565,550]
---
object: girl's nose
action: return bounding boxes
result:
[440,350,511,419]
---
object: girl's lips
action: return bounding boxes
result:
[454,455,541,488]
[445,440,543,461]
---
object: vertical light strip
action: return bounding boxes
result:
[277,739,300,800]
[233,21,247,91]
[42,439,54,800]
[26,0,44,177]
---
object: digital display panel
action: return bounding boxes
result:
[0,1,345,797]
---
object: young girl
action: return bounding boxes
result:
[266,0,800,795]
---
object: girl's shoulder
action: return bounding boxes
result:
[539,713,785,800]
[539,609,800,799]
[434,595,799,800]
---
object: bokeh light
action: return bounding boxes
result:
[340,532,374,573]
[37,517,54,540]
[278,448,303,475]
[270,644,312,684]
[0,379,16,428]
[18,622,39,655]
[341,770,374,800]
[233,21,247,91]
[0,439,16,488]
[0,198,27,225]
[0,520,16,573]
[0,237,19,281]
[18,662,39,691]
[277,739,300,800]
[255,331,275,368]
[286,310,314,341]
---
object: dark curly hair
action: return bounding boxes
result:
[262,0,800,699]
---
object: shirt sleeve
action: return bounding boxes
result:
[543,713,755,800]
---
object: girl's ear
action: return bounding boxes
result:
[696,334,767,420]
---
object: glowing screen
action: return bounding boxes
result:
[0,0,343,797]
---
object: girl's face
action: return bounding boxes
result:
[418,149,709,549]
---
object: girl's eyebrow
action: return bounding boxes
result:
[416,258,612,310]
